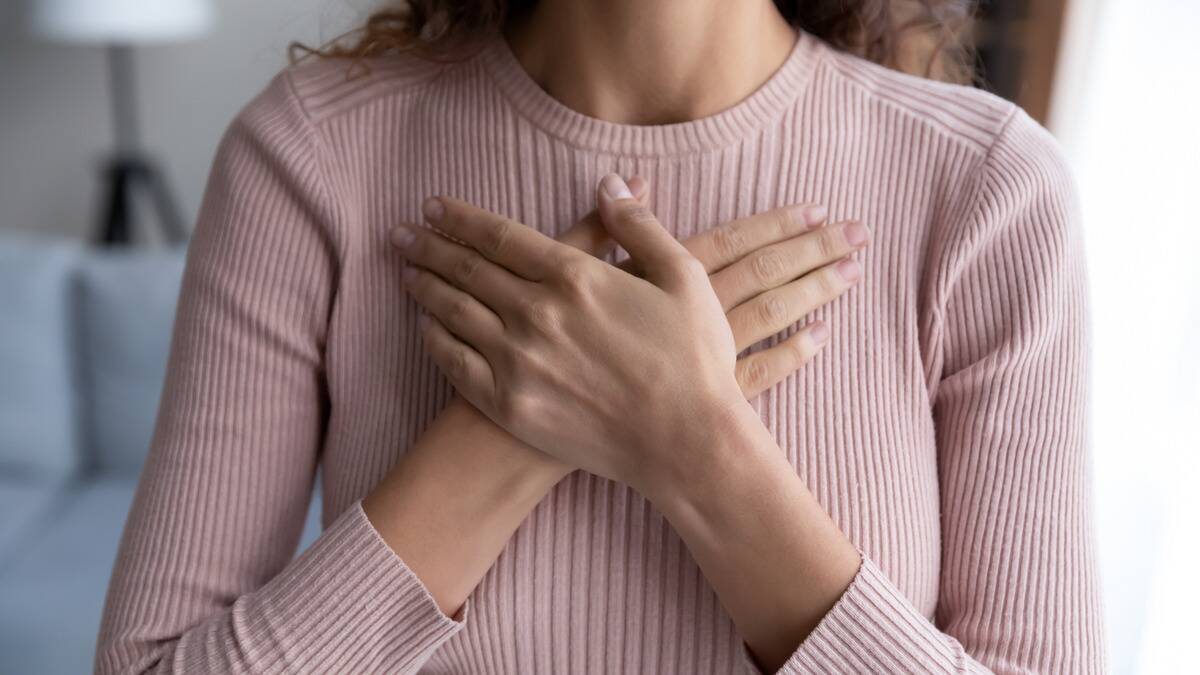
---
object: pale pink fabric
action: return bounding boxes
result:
[95,28,1107,674]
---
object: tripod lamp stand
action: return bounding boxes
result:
[30,0,215,245]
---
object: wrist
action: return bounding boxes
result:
[641,400,861,671]
[637,388,775,506]
[439,395,573,488]
[363,396,569,615]
[366,398,565,538]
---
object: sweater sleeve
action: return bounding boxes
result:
[748,109,1108,674]
[94,71,465,674]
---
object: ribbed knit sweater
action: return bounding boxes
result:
[95,28,1106,674]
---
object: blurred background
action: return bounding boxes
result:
[0,0,1196,672]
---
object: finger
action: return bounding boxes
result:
[711,219,870,311]
[726,256,862,352]
[684,203,829,274]
[735,321,830,399]
[596,173,694,285]
[422,196,558,280]
[419,313,496,408]
[391,223,532,314]
[403,266,505,354]
[557,176,650,258]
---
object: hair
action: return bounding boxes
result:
[293,0,977,84]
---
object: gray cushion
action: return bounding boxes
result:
[0,476,323,675]
[76,247,186,473]
[0,476,138,675]
[0,479,67,568]
[0,235,82,478]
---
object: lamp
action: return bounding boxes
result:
[30,0,216,245]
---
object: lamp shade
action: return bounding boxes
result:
[30,0,215,44]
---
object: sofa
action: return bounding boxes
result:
[0,234,322,674]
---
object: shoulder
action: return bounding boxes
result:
[812,47,1084,297]
[268,51,453,127]
[810,38,1071,196]
[215,49,463,182]
[813,40,1020,156]
[815,45,1080,269]
[221,50,456,152]
[817,45,1075,223]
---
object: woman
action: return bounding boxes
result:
[96,0,1106,673]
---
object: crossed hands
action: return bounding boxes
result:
[390,173,868,496]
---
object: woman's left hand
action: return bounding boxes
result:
[391,174,750,495]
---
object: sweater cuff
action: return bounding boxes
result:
[740,551,962,675]
[236,500,467,671]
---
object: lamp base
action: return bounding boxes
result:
[96,155,186,246]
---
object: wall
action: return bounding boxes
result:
[1061,1,1200,672]
[0,0,369,240]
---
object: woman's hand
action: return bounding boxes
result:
[391,174,868,494]
[614,191,869,398]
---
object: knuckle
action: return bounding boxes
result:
[556,257,592,292]
[757,296,790,327]
[711,222,747,259]
[793,282,819,310]
[523,298,560,333]
[481,218,514,257]
[771,209,794,239]
[627,204,654,223]
[682,255,708,275]
[454,252,484,285]
[491,340,522,374]
[738,358,771,392]
[623,204,659,229]
[783,338,812,367]
[439,345,469,381]
[751,250,786,286]
[674,256,708,283]
[446,294,471,325]
[816,268,842,295]
[817,229,841,260]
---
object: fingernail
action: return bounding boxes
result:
[391,225,415,248]
[401,266,417,284]
[422,197,444,222]
[843,222,869,247]
[836,258,861,282]
[802,204,828,227]
[601,173,634,200]
[809,320,829,344]
[628,175,647,198]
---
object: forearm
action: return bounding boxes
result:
[646,399,861,673]
[363,396,569,616]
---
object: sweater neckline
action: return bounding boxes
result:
[474,27,824,156]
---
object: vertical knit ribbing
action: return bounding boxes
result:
[95,28,1105,674]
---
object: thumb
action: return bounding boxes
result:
[597,173,691,284]
[556,176,649,258]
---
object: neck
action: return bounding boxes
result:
[503,0,798,125]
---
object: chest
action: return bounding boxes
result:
[313,134,948,664]
[321,197,943,555]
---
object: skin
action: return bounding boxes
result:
[364,1,869,671]
[504,0,799,125]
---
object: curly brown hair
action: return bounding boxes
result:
[295,0,977,84]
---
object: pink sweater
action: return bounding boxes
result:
[95,28,1106,674]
